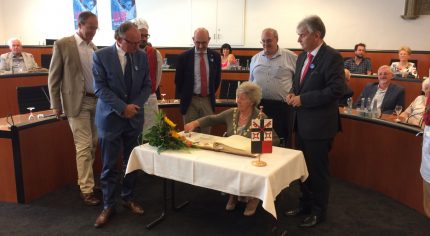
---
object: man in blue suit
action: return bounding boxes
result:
[92,22,151,228]
[354,65,405,114]
[286,15,344,228]
[175,27,221,134]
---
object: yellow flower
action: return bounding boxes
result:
[170,130,180,139]
[164,116,176,128]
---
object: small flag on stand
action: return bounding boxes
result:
[250,118,273,154]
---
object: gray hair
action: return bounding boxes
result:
[114,21,138,40]
[297,15,326,39]
[262,28,279,40]
[422,78,430,92]
[236,81,262,106]
[7,37,21,47]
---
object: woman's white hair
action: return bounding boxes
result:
[236,81,262,106]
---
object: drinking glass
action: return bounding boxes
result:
[27,107,35,120]
[161,93,166,103]
[347,97,353,113]
[395,105,403,122]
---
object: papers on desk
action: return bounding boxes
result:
[184,132,257,158]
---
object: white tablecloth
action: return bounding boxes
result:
[126,144,308,218]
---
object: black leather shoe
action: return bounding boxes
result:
[284,207,310,216]
[298,214,325,228]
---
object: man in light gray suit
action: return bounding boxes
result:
[48,11,100,206]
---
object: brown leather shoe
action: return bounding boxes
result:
[80,192,101,206]
[94,208,115,228]
[122,201,144,214]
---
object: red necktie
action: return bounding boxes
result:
[300,53,314,84]
[200,52,208,97]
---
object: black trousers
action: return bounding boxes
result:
[295,133,333,217]
[259,99,293,147]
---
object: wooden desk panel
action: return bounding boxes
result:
[330,114,423,215]
[0,112,77,203]
[0,139,17,202]
[0,73,48,117]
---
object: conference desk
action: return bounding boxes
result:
[331,108,424,215]
[126,140,308,224]
[0,72,49,117]
[0,111,76,203]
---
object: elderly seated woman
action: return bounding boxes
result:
[184,81,280,216]
[390,46,418,78]
[399,78,429,127]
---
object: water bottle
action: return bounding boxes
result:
[371,99,378,118]
[360,97,365,111]
[366,98,372,112]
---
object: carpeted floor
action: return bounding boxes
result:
[0,173,429,236]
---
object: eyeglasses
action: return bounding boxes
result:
[123,38,140,45]
[142,34,150,38]
[260,39,273,45]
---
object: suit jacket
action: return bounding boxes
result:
[354,82,405,114]
[291,43,345,140]
[48,35,97,117]
[93,44,152,140]
[0,51,38,71]
[175,48,221,114]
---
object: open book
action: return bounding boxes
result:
[183,132,257,158]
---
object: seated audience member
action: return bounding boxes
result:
[0,38,38,72]
[220,43,236,70]
[390,46,418,78]
[339,69,354,106]
[184,82,279,216]
[344,43,372,75]
[399,78,429,127]
[354,65,405,114]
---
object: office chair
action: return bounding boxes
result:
[219,80,247,99]
[16,85,51,114]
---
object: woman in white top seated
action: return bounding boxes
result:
[390,46,418,78]
[399,78,429,127]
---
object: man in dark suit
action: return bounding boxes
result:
[354,65,405,114]
[175,27,221,134]
[92,22,152,228]
[286,15,344,227]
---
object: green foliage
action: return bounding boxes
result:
[143,111,188,153]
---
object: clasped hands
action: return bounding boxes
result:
[285,94,301,107]
[122,104,140,118]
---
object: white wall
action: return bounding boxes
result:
[1,0,430,50]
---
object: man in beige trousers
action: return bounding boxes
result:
[48,11,100,206]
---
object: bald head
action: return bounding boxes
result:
[193,27,211,53]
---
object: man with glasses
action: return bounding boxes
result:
[48,11,100,207]
[92,21,151,228]
[132,18,162,137]
[175,27,221,134]
[249,28,297,147]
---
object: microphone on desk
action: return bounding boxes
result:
[41,86,50,104]
[226,82,231,99]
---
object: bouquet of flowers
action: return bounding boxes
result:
[144,111,192,153]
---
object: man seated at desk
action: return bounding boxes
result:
[0,38,38,72]
[354,65,405,114]
[344,43,371,75]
